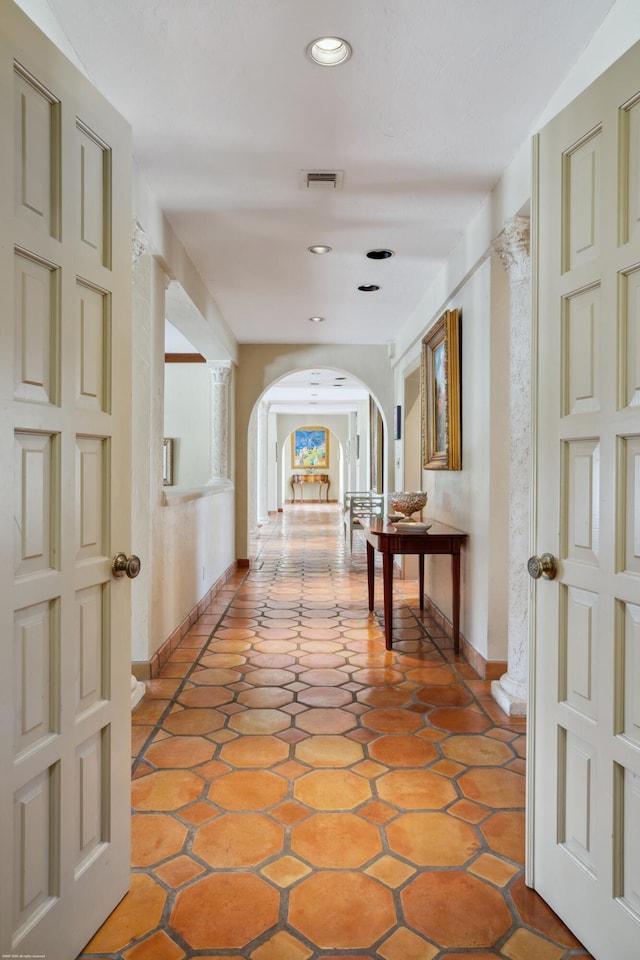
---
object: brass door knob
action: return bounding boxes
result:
[112,553,142,579]
[527,553,557,581]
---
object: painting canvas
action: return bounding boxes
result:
[292,427,329,468]
[421,308,461,470]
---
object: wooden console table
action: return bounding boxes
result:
[360,518,467,652]
[290,473,331,502]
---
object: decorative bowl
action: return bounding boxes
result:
[388,491,427,520]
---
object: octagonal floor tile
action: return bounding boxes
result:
[131,813,187,866]
[351,668,405,686]
[368,735,438,767]
[294,769,371,810]
[246,667,297,686]
[198,652,247,668]
[429,706,491,733]
[299,639,343,652]
[442,734,515,766]
[415,685,473,707]
[143,735,216,769]
[248,653,296,668]
[131,770,205,811]
[387,812,479,866]
[291,812,381,867]
[229,708,291,735]
[361,708,424,734]
[253,633,298,646]
[295,707,357,735]
[162,708,226,736]
[171,873,279,949]
[298,653,345,668]
[377,769,457,809]
[289,872,396,948]
[219,735,290,767]
[295,735,364,767]
[208,769,288,810]
[177,686,233,708]
[237,687,294,708]
[459,767,525,808]
[299,668,350,686]
[193,812,284,866]
[297,686,353,707]
[191,667,242,685]
[405,666,457,685]
[357,687,412,708]
[402,871,512,947]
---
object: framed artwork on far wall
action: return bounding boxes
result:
[421,308,461,470]
[292,427,329,468]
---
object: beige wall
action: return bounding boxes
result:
[394,257,510,664]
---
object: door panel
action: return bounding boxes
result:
[1,3,133,956]
[532,36,640,959]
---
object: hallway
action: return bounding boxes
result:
[78,505,592,960]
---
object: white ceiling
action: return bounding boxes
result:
[33,0,616,411]
[39,0,615,357]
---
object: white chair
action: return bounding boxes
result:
[343,492,385,550]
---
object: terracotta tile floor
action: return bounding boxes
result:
[78,504,594,960]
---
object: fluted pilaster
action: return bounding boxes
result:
[491,216,531,716]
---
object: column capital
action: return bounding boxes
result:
[132,220,151,268]
[492,215,530,284]
[208,363,232,385]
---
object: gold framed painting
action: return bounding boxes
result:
[291,427,329,468]
[421,308,461,470]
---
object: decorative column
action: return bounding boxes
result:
[130,221,152,710]
[208,363,231,482]
[491,216,531,717]
[256,400,270,524]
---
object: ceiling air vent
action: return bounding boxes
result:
[300,170,344,190]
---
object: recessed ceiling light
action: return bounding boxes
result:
[358,284,380,292]
[306,36,352,66]
[308,245,332,255]
[308,316,326,323]
[366,249,394,260]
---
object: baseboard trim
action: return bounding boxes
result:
[421,595,506,681]
[132,559,243,680]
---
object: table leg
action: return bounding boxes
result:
[418,554,425,611]
[452,550,461,655]
[366,541,375,611]
[382,552,393,650]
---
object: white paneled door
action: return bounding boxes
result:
[532,37,640,960]
[0,3,133,957]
